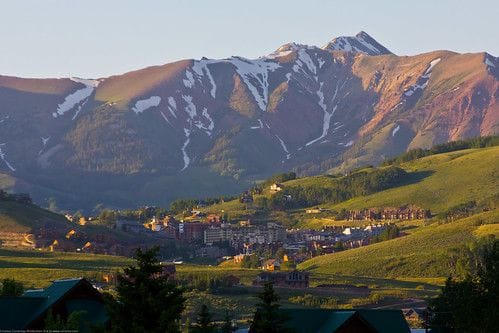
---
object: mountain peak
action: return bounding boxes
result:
[266,42,316,59]
[322,31,392,56]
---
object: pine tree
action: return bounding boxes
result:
[221,312,233,333]
[250,282,290,333]
[194,304,214,332]
[429,237,499,332]
[105,247,185,333]
[0,278,24,296]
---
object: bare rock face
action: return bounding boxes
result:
[0,33,497,210]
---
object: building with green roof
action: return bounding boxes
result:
[0,278,107,331]
[251,308,411,333]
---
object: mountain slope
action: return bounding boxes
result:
[0,32,497,210]
[196,145,499,227]
[298,209,499,278]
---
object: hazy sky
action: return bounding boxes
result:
[1,0,498,78]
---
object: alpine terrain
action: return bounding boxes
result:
[0,31,497,210]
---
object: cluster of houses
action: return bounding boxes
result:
[345,207,431,221]
[284,224,392,257]
[204,221,286,248]
[0,276,415,332]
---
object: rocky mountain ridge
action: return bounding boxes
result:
[0,32,497,210]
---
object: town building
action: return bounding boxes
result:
[250,309,411,333]
[0,278,107,331]
[253,270,310,288]
[270,183,284,192]
[262,259,281,271]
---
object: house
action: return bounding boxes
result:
[262,259,281,271]
[240,191,254,203]
[253,270,310,288]
[179,222,210,241]
[0,278,107,331]
[270,183,283,192]
[249,308,410,333]
[306,208,325,214]
[115,220,145,233]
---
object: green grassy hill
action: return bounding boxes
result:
[323,147,498,215]
[199,146,499,226]
[199,146,499,280]
[0,200,69,233]
[298,210,498,279]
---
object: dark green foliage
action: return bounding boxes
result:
[44,310,84,331]
[178,273,241,291]
[0,278,24,296]
[105,247,185,333]
[264,167,407,210]
[96,209,117,226]
[429,237,499,332]
[288,294,339,309]
[262,172,297,188]
[241,254,261,269]
[221,312,234,333]
[0,190,32,205]
[250,282,290,333]
[382,135,499,166]
[193,304,214,333]
[371,225,400,244]
[440,201,477,221]
[169,196,237,215]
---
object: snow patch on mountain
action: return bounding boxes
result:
[38,136,51,155]
[53,78,99,118]
[250,119,264,130]
[228,57,280,111]
[0,115,9,124]
[201,108,215,132]
[132,96,161,114]
[192,61,217,98]
[404,58,441,97]
[180,128,191,171]
[484,54,496,72]
[0,143,15,172]
[182,95,197,118]
[317,82,326,111]
[168,97,177,118]
[338,140,354,147]
[392,125,400,137]
[298,49,317,75]
[183,70,195,88]
[266,42,311,59]
[306,79,345,146]
[160,111,171,125]
[275,135,291,160]
[322,32,391,56]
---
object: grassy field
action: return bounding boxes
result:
[324,147,499,215]
[198,146,499,229]
[298,210,499,279]
[0,201,70,233]
[0,248,131,287]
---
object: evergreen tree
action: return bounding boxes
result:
[429,237,499,332]
[220,312,233,333]
[105,247,185,333]
[44,310,83,330]
[250,282,290,333]
[0,278,24,296]
[193,304,214,332]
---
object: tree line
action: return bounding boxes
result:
[382,135,499,166]
[256,166,407,210]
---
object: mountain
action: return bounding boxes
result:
[0,32,497,211]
